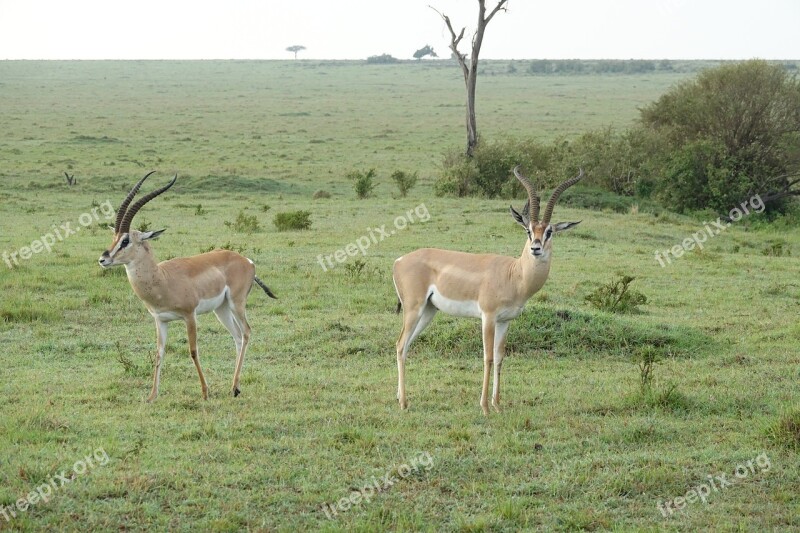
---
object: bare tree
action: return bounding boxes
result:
[432,0,509,157]
[286,45,306,60]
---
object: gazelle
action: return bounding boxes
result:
[98,172,277,402]
[393,166,583,415]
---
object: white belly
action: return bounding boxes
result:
[195,288,228,315]
[429,285,482,318]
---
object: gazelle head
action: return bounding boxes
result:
[99,172,176,268]
[510,166,583,258]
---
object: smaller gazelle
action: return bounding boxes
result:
[393,166,583,415]
[99,172,277,401]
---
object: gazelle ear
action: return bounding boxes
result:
[552,221,581,233]
[141,229,166,240]
[510,202,530,229]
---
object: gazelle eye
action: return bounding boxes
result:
[120,237,129,248]
[545,229,553,239]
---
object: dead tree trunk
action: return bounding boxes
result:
[433,0,508,157]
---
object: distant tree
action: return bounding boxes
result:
[413,45,438,60]
[432,0,509,157]
[286,45,306,60]
[366,54,399,64]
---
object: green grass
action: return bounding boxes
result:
[0,60,798,531]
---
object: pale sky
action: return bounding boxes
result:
[0,0,798,60]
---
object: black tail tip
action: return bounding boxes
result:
[254,276,278,299]
[395,300,402,314]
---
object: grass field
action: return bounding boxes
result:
[0,60,798,531]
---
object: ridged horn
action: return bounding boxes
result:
[513,165,540,223]
[542,169,584,224]
[118,174,177,234]
[114,171,156,234]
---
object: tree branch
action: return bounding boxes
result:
[430,5,469,75]
[484,0,509,24]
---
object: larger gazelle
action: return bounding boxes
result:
[393,166,583,415]
[99,172,277,401]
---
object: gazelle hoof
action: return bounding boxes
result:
[233,387,241,397]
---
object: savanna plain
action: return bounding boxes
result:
[0,60,798,531]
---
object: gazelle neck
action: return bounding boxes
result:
[124,244,164,299]
[513,238,552,298]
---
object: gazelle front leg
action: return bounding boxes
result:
[147,319,168,402]
[185,314,209,400]
[480,314,496,416]
[492,321,510,412]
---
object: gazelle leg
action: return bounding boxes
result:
[214,302,246,396]
[480,314,496,416]
[396,300,437,410]
[185,314,208,400]
[147,319,168,402]
[229,302,251,397]
[492,321,510,412]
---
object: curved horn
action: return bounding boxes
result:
[542,169,584,224]
[114,171,156,233]
[513,165,540,223]
[119,174,177,234]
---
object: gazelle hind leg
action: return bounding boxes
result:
[229,301,251,397]
[213,302,246,396]
[186,314,209,400]
[492,321,510,412]
[147,319,168,402]
[396,300,437,410]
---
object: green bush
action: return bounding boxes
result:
[436,139,558,198]
[225,210,261,233]
[641,60,800,213]
[434,150,479,197]
[348,168,377,199]
[585,275,648,314]
[273,210,311,231]
[391,170,418,197]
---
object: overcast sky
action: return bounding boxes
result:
[0,0,798,61]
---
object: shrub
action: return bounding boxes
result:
[556,127,669,198]
[225,210,260,233]
[585,275,648,314]
[436,139,558,198]
[348,168,377,199]
[391,170,418,197]
[640,60,800,212]
[435,150,479,197]
[273,210,311,231]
